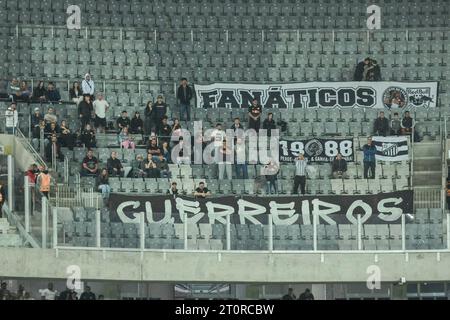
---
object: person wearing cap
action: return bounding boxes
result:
[31,107,43,132]
[93,92,109,133]
[81,73,95,100]
[177,78,193,121]
[293,152,308,195]
[5,103,18,135]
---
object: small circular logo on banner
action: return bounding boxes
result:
[383,87,407,110]
[305,139,323,157]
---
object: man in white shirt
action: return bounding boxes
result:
[39,282,57,300]
[82,73,95,99]
[5,103,18,135]
[93,93,109,133]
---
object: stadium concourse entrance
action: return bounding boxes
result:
[0,279,448,300]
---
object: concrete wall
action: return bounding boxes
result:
[0,134,38,172]
[1,248,450,283]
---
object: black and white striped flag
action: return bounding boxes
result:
[372,136,409,161]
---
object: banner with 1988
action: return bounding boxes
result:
[279,138,354,163]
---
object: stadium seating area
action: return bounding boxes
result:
[60,207,444,251]
[0,0,447,252]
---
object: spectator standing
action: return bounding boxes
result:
[248,98,262,132]
[262,112,277,137]
[373,111,390,136]
[144,101,155,136]
[81,73,95,100]
[32,80,47,103]
[45,134,64,163]
[97,169,111,205]
[106,151,123,177]
[5,103,18,135]
[32,120,46,151]
[332,153,348,179]
[234,137,248,179]
[46,82,61,103]
[78,94,93,128]
[69,81,83,105]
[353,58,371,81]
[218,140,233,180]
[81,149,99,177]
[362,137,377,179]
[293,153,308,195]
[390,112,402,136]
[36,168,52,199]
[80,286,96,300]
[264,160,279,194]
[130,111,144,134]
[93,93,109,133]
[39,283,57,300]
[177,78,193,121]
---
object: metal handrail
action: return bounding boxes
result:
[15,128,46,168]
[13,23,450,34]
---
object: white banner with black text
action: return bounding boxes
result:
[195,81,438,110]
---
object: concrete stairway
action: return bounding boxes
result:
[412,141,443,187]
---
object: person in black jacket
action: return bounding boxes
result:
[153,95,168,128]
[281,288,296,300]
[116,110,131,132]
[106,151,123,177]
[45,134,64,163]
[373,111,390,137]
[69,81,83,105]
[78,94,93,128]
[32,81,47,103]
[79,123,97,148]
[177,78,193,121]
[79,286,96,300]
[144,101,155,136]
[262,112,276,137]
[332,153,348,179]
[130,111,144,134]
[298,288,314,300]
[353,58,371,81]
